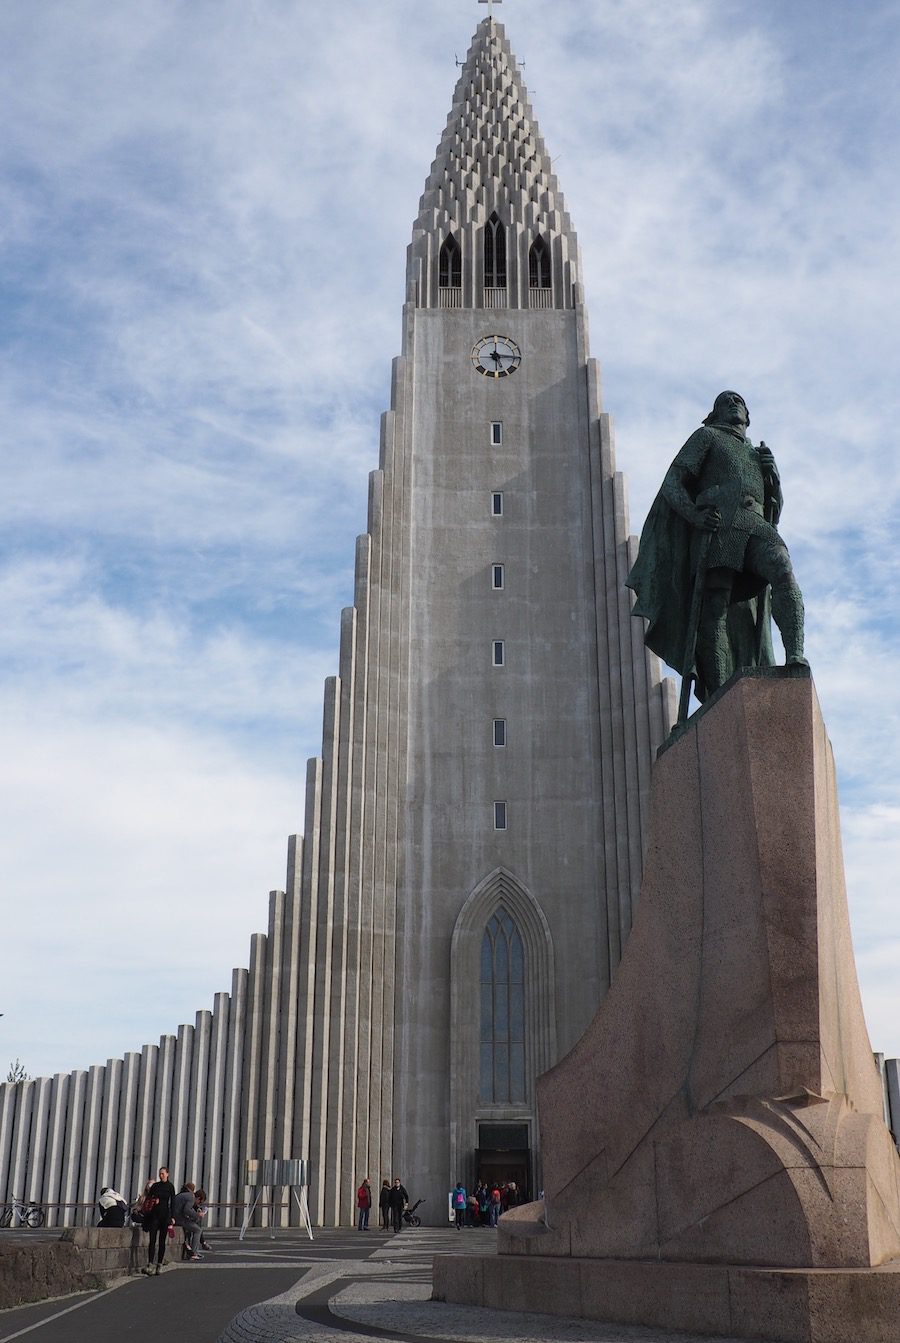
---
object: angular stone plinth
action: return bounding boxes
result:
[434,674,900,1342]
[433,1255,900,1343]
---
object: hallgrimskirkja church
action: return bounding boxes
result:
[0,17,675,1227]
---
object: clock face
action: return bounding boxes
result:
[472,334,522,378]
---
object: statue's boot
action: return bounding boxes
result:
[697,590,732,695]
[771,576,808,667]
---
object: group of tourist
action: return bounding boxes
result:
[356,1176,409,1231]
[96,1165,210,1273]
[451,1179,521,1228]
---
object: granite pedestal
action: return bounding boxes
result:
[434,673,900,1343]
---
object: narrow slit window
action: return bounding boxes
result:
[493,718,507,747]
[491,492,503,516]
[494,801,508,831]
[492,640,505,667]
[490,422,502,446]
[492,564,504,590]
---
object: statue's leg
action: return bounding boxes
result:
[697,572,733,695]
[746,540,807,666]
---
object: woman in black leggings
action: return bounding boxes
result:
[143,1166,175,1275]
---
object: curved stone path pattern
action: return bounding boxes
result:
[0,1227,763,1342]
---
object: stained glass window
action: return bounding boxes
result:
[479,909,526,1103]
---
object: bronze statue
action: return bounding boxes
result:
[626,391,807,715]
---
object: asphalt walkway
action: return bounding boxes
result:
[0,1227,761,1343]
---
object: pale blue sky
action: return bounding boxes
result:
[2,0,899,1077]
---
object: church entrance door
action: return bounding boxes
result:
[476,1121,531,1202]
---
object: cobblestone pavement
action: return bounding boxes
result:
[1,1227,763,1343]
[217,1229,760,1343]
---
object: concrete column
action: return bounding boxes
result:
[169,1024,194,1187]
[293,760,323,1179]
[203,992,230,1226]
[24,1077,52,1206]
[9,1080,35,1206]
[133,1044,159,1197]
[186,1010,212,1186]
[239,933,267,1222]
[151,1035,176,1172]
[221,968,248,1227]
[323,610,359,1225]
[96,1059,123,1202]
[363,442,395,1186]
[355,477,385,1189]
[275,839,303,1225]
[309,677,342,1224]
[77,1066,105,1225]
[116,1052,141,1201]
[340,541,372,1225]
[257,892,285,1223]
[59,1071,87,1227]
[0,1084,18,1204]
[42,1074,70,1227]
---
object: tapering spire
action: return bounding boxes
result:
[407,19,581,310]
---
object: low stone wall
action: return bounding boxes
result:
[0,1227,145,1310]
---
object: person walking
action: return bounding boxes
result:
[388,1177,409,1233]
[142,1166,175,1275]
[356,1177,372,1230]
[379,1180,391,1230]
[452,1182,467,1230]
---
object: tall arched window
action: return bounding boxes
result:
[480,908,525,1103]
[439,233,461,288]
[483,212,507,288]
[529,236,551,289]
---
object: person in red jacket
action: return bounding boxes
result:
[356,1177,372,1230]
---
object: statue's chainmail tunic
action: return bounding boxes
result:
[675,425,782,572]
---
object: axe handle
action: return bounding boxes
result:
[677,530,712,725]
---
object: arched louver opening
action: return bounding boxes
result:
[439,233,462,288]
[529,235,551,289]
[484,212,507,288]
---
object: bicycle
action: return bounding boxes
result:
[0,1197,45,1228]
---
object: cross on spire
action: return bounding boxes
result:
[478,0,503,19]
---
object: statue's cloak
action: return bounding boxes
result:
[626,488,775,704]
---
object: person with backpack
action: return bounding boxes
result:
[452,1181,467,1230]
[489,1183,502,1227]
[356,1177,372,1230]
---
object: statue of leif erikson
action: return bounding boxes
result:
[626,391,808,718]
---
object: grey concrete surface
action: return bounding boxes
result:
[0,1229,768,1343]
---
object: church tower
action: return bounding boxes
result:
[371,17,673,1213]
[0,16,673,1231]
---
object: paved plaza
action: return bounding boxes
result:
[0,1227,762,1343]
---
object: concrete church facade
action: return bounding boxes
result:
[0,19,673,1228]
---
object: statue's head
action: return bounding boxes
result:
[703,390,749,431]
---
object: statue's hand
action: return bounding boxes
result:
[694,504,721,533]
[757,442,777,476]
